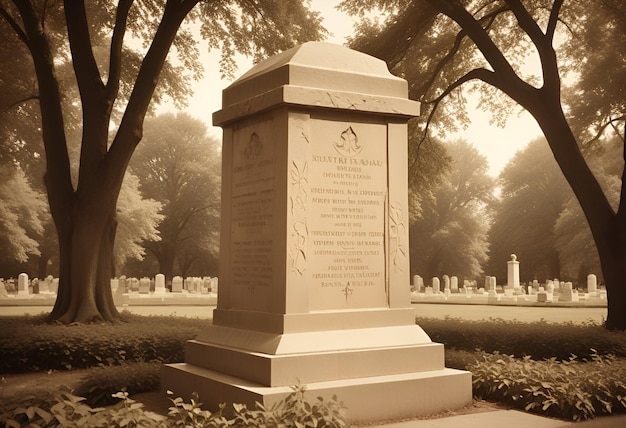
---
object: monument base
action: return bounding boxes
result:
[162,322,472,423]
[162,363,471,423]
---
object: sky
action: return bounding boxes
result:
[157,1,543,177]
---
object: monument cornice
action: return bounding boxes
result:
[213,84,420,126]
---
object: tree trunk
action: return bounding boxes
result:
[48,190,120,323]
[157,245,176,284]
[533,98,626,330]
[600,241,626,330]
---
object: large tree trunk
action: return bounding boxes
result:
[533,98,626,330]
[48,189,120,323]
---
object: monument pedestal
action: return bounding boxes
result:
[162,42,471,423]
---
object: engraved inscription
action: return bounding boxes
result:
[231,130,275,293]
[308,121,388,310]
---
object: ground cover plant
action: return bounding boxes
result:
[3,313,626,424]
[419,316,626,421]
[0,312,205,373]
[0,385,347,427]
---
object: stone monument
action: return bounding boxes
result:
[162,42,471,423]
[507,253,520,288]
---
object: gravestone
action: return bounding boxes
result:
[432,276,441,293]
[450,276,458,292]
[155,273,167,295]
[184,277,194,292]
[0,280,7,297]
[17,273,29,297]
[172,276,183,293]
[50,278,59,294]
[587,274,597,293]
[442,275,450,291]
[110,278,119,294]
[138,277,150,294]
[507,254,520,288]
[162,42,471,423]
[413,275,423,292]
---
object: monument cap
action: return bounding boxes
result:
[214,41,420,125]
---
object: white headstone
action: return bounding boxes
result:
[450,276,458,292]
[155,273,167,294]
[110,278,119,294]
[17,273,29,296]
[442,275,450,291]
[432,277,440,293]
[172,276,183,293]
[139,277,150,294]
[587,274,597,293]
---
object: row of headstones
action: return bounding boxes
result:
[412,275,478,295]
[412,273,604,301]
[0,274,59,297]
[112,274,218,295]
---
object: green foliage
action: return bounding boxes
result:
[409,139,493,280]
[0,313,204,373]
[417,316,626,361]
[487,138,570,282]
[0,165,48,264]
[129,112,221,278]
[0,386,166,427]
[75,362,161,407]
[470,352,626,421]
[0,385,347,427]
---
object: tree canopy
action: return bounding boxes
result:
[0,0,326,323]
[129,112,220,280]
[409,139,493,280]
[344,0,626,329]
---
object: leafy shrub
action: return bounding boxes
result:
[470,351,626,421]
[0,385,347,427]
[0,313,205,373]
[417,316,626,360]
[75,362,161,407]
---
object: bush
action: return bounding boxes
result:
[0,313,205,373]
[470,351,626,421]
[0,385,347,427]
[75,362,162,407]
[417,316,626,360]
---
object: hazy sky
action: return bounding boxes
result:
[158,1,543,176]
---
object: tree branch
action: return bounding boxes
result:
[1,95,39,115]
[108,0,199,176]
[415,4,508,98]
[422,67,500,139]
[106,0,133,101]
[427,0,517,77]
[63,0,105,99]
[546,0,564,41]
[1,5,28,45]
[505,0,561,93]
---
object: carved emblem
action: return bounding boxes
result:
[333,126,363,157]
[289,160,308,275]
[243,132,263,160]
[389,202,407,273]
